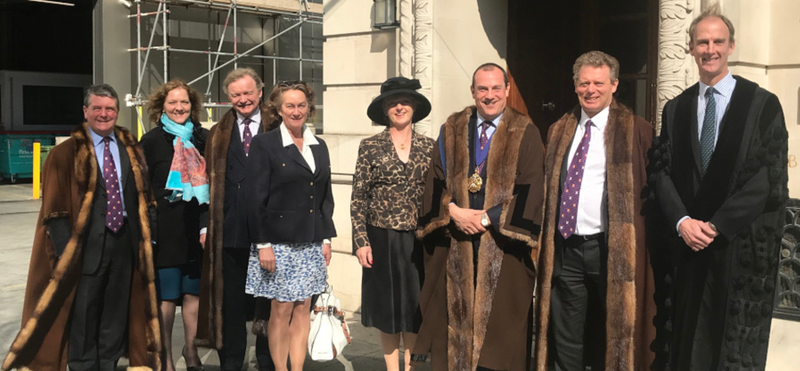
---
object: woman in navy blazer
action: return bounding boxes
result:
[245,81,336,371]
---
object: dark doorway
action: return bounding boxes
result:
[507,0,658,141]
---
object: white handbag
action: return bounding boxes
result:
[308,284,352,361]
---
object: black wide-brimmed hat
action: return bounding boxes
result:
[367,77,431,125]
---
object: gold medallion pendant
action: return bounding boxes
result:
[468,170,483,193]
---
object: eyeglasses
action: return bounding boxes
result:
[278,80,303,87]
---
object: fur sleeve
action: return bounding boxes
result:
[496,124,544,249]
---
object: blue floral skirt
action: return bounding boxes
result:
[245,242,327,302]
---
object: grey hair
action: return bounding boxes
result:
[83,84,120,109]
[572,51,620,83]
[689,3,735,45]
[223,67,265,94]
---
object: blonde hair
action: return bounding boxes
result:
[572,51,620,83]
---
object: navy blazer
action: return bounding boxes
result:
[246,128,336,244]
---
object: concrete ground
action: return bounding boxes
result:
[0,181,797,370]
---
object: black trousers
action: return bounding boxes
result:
[548,233,607,371]
[219,248,273,371]
[68,223,134,371]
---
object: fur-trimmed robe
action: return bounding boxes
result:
[411,106,544,371]
[649,76,788,371]
[2,123,161,371]
[196,106,276,349]
[535,101,656,371]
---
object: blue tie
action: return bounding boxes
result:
[700,87,717,174]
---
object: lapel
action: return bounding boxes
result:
[379,130,396,163]
[692,77,756,218]
[118,140,131,189]
[406,132,422,177]
[468,114,477,174]
[689,91,702,172]
[286,143,312,174]
[557,108,580,190]
[228,122,247,166]
[311,143,324,177]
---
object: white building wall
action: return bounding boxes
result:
[723,0,800,196]
[322,0,397,313]
[321,0,509,312]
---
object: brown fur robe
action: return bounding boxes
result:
[2,123,161,371]
[412,106,544,371]
[195,106,275,349]
[535,101,656,371]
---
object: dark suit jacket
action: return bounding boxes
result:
[140,126,209,267]
[223,120,262,249]
[82,139,141,275]
[246,128,336,244]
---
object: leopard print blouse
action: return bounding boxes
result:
[350,129,434,250]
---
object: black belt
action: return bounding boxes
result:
[563,232,605,246]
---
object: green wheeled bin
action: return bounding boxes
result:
[0,132,56,183]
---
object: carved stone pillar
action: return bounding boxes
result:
[413,0,433,136]
[656,0,698,132]
[398,0,413,78]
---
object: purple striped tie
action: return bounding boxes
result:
[557,120,593,239]
[103,137,123,233]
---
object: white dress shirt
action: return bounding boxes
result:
[236,109,262,143]
[696,72,736,146]
[476,111,501,141]
[279,122,319,173]
[565,106,609,235]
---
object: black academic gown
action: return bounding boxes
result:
[649,76,788,371]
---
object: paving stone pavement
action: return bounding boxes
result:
[0,181,427,371]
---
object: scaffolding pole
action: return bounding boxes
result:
[127,0,322,126]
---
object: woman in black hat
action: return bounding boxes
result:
[351,77,434,371]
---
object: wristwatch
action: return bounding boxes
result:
[480,212,490,227]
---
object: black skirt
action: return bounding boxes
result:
[360,224,424,334]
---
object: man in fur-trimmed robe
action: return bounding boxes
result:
[649,8,788,371]
[195,68,276,371]
[534,51,656,371]
[411,63,544,371]
[2,84,162,371]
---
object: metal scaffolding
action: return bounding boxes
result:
[125,0,323,136]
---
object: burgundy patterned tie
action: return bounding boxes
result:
[557,120,593,239]
[476,120,491,174]
[103,137,123,233]
[242,117,253,156]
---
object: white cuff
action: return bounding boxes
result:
[200,227,207,236]
[676,216,690,236]
[323,239,331,245]
[257,242,273,249]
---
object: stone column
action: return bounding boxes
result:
[398,0,414,78]
[413,0,433,136]
[656,0,699,132]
